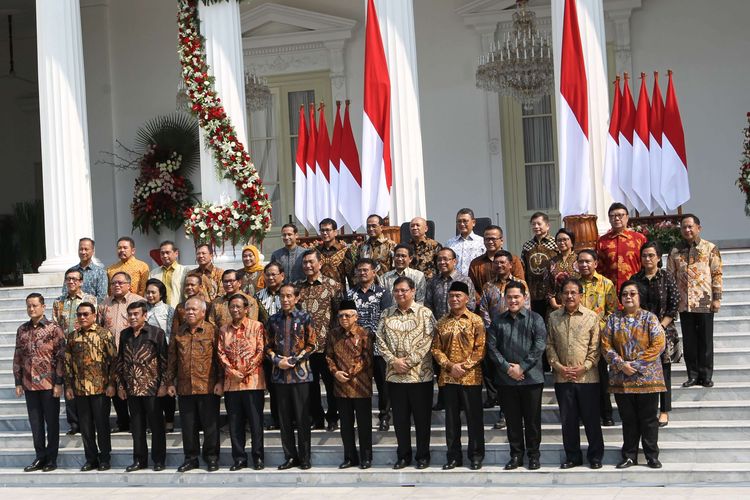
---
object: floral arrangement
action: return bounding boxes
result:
[178,0,272,247]
[632,220,682,256]
[736,112,750,216]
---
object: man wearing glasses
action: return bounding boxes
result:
[446,208,485,276]
[208,269,259,330]
[356,214,395,277]
[468,225,525,305]
[596,202,647,293]
[317,218,356,292]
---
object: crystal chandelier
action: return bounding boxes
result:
[244,72,271,111]
[475,0,554,110]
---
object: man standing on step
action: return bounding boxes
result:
[112,301,168,472]
[546,278,604,470]
[381,244,426,305]
[149,240,187,308]
[431,282,486,471]
[60,237,107,302]
[107,237,150,297]
[14,293,66,473]
[326,299,374,470]
[65,301,116,472]
[668,214,723,388]
[595,203,647,294]
[194,244,224,303]
[266,284,317,470]
[208,269,259,330]
[271,223,306,284]
[166,297,223,472]
[408,217,442,280]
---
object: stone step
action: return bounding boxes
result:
[0,440,747,468]
[723,275,750,288]
[720,288,750,303]
[1,463,749,487]
[0,286,61,299]
[713,316,750,333]
[721,249,750,264]
[721,263,750,275]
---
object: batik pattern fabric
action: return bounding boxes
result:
[478,276,530,328]
[13,317,65,391]
[446,232,486,277]
[195,264,224,303]
[431,310,486,386]
[296,275,342,353]
[115,324,168,397]
[357,236,396,276]
[166,321,223,396]
[630,269,682,363]
[217,318,267,392]
[408,238,442,280]
[380,267,426,304]
[240,270,264,297]
[107,256,150,297]
[425,270,477,320]
[521,235,559,301]
[346,283,393,356]
[255,287,282,325]
[580,272,618,331]
[99,292,145,349]
[318,241,356,291]
[208,292,259,331]
[52,291,98,335]
[667,237,723,313]
[544,253,579,302]
[375,303,436,383]
[325,324,373,398]
[60,262,107,302]
[546,306,600,384]
[65,324,116,396]
[270,246,306,284]
[595,229,647,293]
[468,253,526,302]
[265,309,316,384]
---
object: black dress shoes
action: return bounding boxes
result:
[80,461,98,472]
[393,459,409,470]
[278,458,299,470]
[311,421,325,430]
[378,420,390,431]
[230,461,247,471]
[482,398,497,409]
[504,457,522,470]
[339,459,357,469]
[299,462,311,470]
[560,460,582,469]
[415,459,429,470]
[125,462,146,472]
[327,422,339,432]
[527,458,541,470]
[253,459,264,470]
[23,459,45,472]
[469,461,482,470]
[66,427,79,436]
[616,458,637,469]
[682,378,699,387]
[601,418,615,426]
[207,460,219,472]
[702,380,714,388]
[493,417,507,430]
[177,459,199,472]
[431,403,444,411]
[359,460,372,470]
[153,463,165,472]
[42,463,57,472]
[110,426,129,434]
[97,462,110,471]
[442,459,461,470]
[589,460,602,469]
[647,458,663,469]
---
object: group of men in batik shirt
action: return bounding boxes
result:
[12,203,721,473]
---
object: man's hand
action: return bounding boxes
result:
[229,368,244,380]
[567,365,586,381]
[105,385,115,398]
[279,357,295,370]
[157,385,167,398]
[711,300,721,313]
[392,358,409,374]
[117,387,127,400]
[15,386,23,398]
[335,371,350,383]
[449,364,466,379]
[213,383,224,396]
[621,362,637,376]
[507,363,525,381]
[167,386,176,397]
[65,388,74,400]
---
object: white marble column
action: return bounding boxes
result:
[198,1,249,263]
[373,0,427,225]
[36,0,95,273]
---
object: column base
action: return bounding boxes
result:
[23,271,65,287]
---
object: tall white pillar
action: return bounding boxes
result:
[36,0,95,273]
[373,0,427,225]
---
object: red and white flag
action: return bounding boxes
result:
[649,72,667,212]
[315,103,332,222]
[330,101,344,226]
[361,0,392,219]
[305,103,318,229]
[603,76,625,202]
[617,74,639,211]
[294,105,308,228]
[558,0,590,216]
[339,100,363,230]
[661,70,690,210]
[632,73,652,213]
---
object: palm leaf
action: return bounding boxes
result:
[135,112,200,176]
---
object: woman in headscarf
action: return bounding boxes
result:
[240,244,265,296]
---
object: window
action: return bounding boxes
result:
[521,96,557,211]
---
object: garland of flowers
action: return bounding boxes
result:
[736,112,750,216]
[178,0,272,247]
[631,220,682,256]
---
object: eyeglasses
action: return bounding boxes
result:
[609,212,628,219]
[75,312,92,318]
[621,291,639,297]
[484,236,501,242]
[65,277,81,282]
[222,279,237,284]
[366,223,380,228]
[319,228,334,233]
[111,281,128,286]
[455,219,472,225]
[338,313,356,318]
[265,272,281,279]
[393,288,412,295]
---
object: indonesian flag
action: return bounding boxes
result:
[294,105,308,228]
[661,70,690,210]
[361,0,392,219]
[558,0,590,216]
[339,100,363,230]
[330,101,344,225]
[315,103,332,222]
[649,72,668,212]
[305,103,318,230]
[603,76,625,202]
[632,73,652,213]
[617,74,640,211]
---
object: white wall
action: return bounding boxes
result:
[628,0,750,244]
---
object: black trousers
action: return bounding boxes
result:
[432,361,444,407]
[530,300,551,372]
[25,389,60,463]
[225,390,265,462]
[161,395,176,424]
[76,394,112,464]
[614,392,660,462]
[499,383,543,460]
[128,395,166,465]
[337,397,373,463]
[112,395,130,429]
[660,363,672,412]
[443,384,485,463]
[310,352,338,425]
[373,356,391,421]
[554,383,604,463]
[63,384,77,430]
[276,383,312,463]
[598,359,613,420]
[389,381,432,463]
[263,358,279,426]
[481,357,499,405]
[680,312,714,382]
[178,394,220,462]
